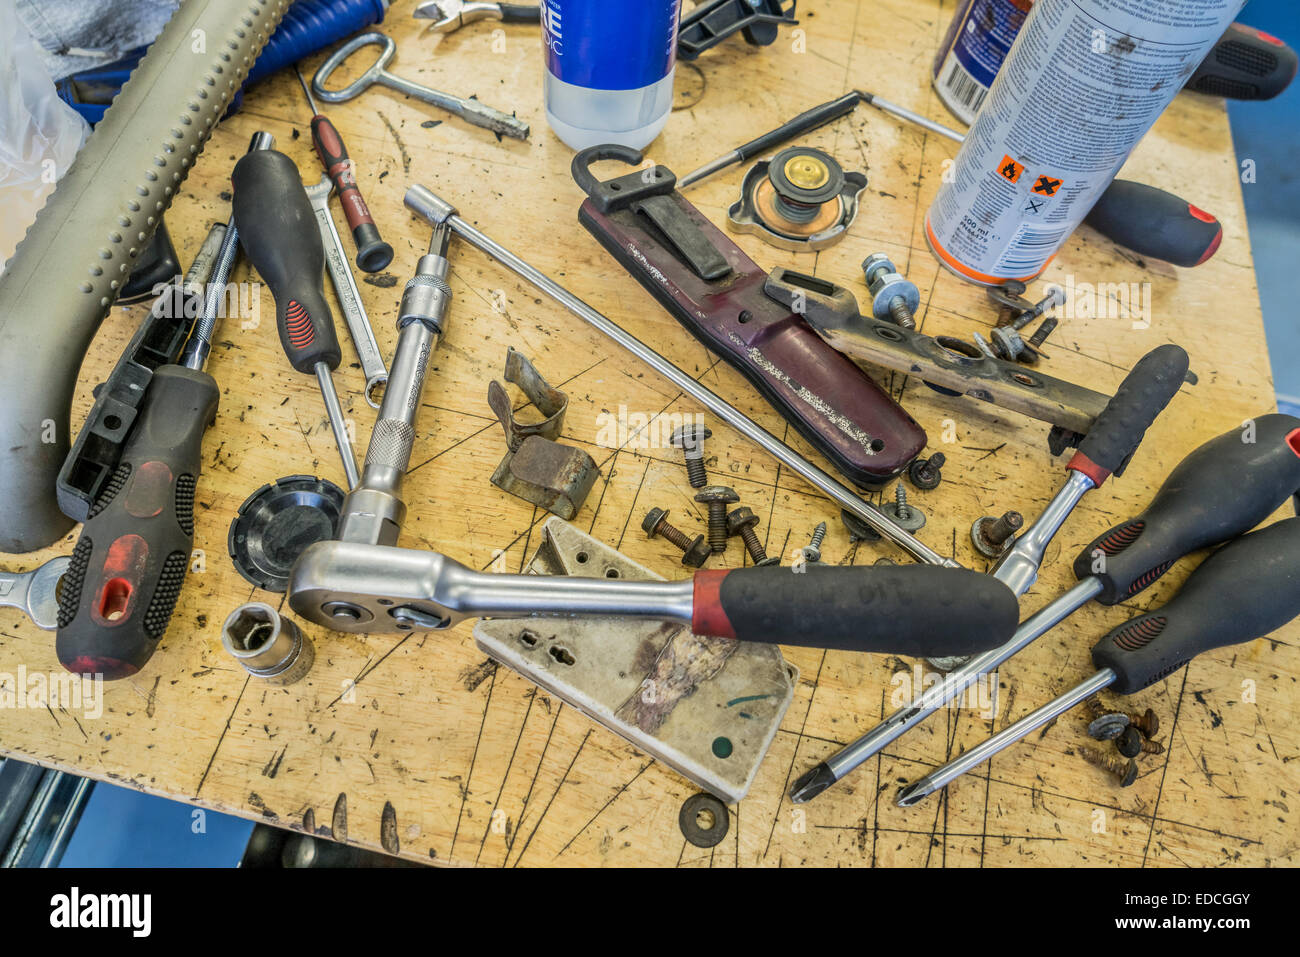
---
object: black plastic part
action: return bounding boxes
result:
[118,220,182,306]
[56,366,219,680]
[766,146,844,206]
[229,475,346,592]
[1092,518,1300,694]
[351,222,393,273]
[230,149,341,373]
[1074,344,1188,479]
[715,565,1018,655]
[678,0,797,60]
[57,295,196,522]
[1085,180,1223,268]
[571,145,676,212]
[1187,23,1298,101]
[733,92,861,164]
[1075,414,1300,604]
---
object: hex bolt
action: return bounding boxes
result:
[970,510,1024,558]
[880,484,926,532]
[694,486,740,553]
[1028,315,1059,351]
[1080,746,1139,788]
[1115,725,1166,758]
[907,452,945,490]
[728,506,777,566]
[1128,707,1160,739]
[862,253,920,330]
[800,521,828,563]
[670,424,713,489]
[643,507,711,568]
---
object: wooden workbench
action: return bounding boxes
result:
[2,0,1294,868]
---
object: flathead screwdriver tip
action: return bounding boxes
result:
[789,763,837,803]
[895,779,933,807]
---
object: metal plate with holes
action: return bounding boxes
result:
[473,518,796,804]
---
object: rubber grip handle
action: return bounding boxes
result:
[1086,180,1224,268]
[1187,23,1298,101]
[1075,414,1300,604]
[309,115,393,273]
[734,92,862,163]
[1068,344,1188,485]
[690,565,1019,655]
[499,3,540,22]
[1092,517,1300,694]
[230,149,341,373]
[55,366,218,679]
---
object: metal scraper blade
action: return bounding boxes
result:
[473,517,796,804]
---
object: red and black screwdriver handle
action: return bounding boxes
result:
[230,149,342,375]
[1075,413,1300,605]
[1065,343,1189,489]
[308,112,393,273]
[688,564,1019,656]
[1188,23,1298,102]
[1085,182,1223,269]
[55,366,219,679]
[1093,517,1300,694]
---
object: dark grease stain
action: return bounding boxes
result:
[380,801,400,855]
[332,792,348,841]
[459,657,497,692]
[363,273,399,288]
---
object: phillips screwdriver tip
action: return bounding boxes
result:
[895,780,932,807]
[789,763,836,803]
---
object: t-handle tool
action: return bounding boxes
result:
[897,516,1300,806]
[295,66,393,274]
[790,413,1300,803]
[55,133,274,679]
[413,0,539,32]
[312,32,529,141]
[230,148,361,488]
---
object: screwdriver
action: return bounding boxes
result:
[790,413,1300,802]
[55,132,275,680]
[680,91,1224,268]
[897,516,1300,805]
[295,66,393,274]
[230,148,361,488]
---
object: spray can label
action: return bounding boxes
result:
[542,0,680,92]
[933,0,1035,126]
[925,0,1244,285]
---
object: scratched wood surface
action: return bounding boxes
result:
[1,0,1295,867]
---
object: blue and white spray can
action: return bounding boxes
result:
[541,0,681,150]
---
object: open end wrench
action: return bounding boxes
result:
[0,557,70,630]
[304,174,389,408]
[312,33,530,141]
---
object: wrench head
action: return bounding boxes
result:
[27,556,70,630]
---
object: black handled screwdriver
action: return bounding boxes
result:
[897,516,1300,805]
[681,91,1224,268]
[230,148,360,488]
[55,132,274,680]
[791,413,1300,802]
[294,66,393,274]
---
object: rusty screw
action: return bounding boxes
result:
[643,507,711,568]
[1129,707,1160,739]
[728,507,778,566]
[694,486,740,553]
[1028,315,1059,351]
[1115,726,1166,758]
[907,452,946,490]
[970,510,1024,558]
[670,424,713,489]
[1079,746,1139,787]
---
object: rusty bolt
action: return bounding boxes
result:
[670,424,713,489]
[1115,726,1165,758]
[727,507,777,566]
[1129,708,1160,739]
[907,453,946,490]
[643,507,711,568]
[695,486,740,553]
[1080,746,1139,787]
[971,510,1024,558]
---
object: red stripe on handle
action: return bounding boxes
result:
[690,569,736,639]
[285,299,314,349]
[1067,450,1112,487]
[1287,428,1300,458]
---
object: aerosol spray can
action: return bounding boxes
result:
[933,0,1036,126]
[925,0,1245,286]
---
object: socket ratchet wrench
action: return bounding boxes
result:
[790,413,1300,802]
[399,184,955,567]
[304,173,389,409]
[287,188,1020,658]
[312,33,530,141]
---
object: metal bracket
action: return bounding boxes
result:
[473,518,795,803]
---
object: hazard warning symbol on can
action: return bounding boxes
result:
[995,155,1025,183]
[1032,174,1063,196]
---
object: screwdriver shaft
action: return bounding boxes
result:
[316,362,360,488]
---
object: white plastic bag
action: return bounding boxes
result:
[0,1,90,274]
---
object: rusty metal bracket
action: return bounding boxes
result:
[764,268,1108,444]
[488,349,599,519]
[473,517,796,803]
